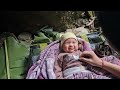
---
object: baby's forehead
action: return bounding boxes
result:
[65,38,78,42]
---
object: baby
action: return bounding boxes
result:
[54,32,91,79]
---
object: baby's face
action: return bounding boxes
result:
[62,38,78,53]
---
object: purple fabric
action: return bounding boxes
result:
[26,40,60,79]
[78,38,92,51]
[46,58,56,79]
[65,55,120,79]
[26,38,120,79]
[87,55,120,78]
[26,38,92,79]
[65,72,110,79]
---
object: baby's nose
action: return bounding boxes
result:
[69,43,74,46]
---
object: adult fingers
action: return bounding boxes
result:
[80,57,91,63]
[80,51,93,58]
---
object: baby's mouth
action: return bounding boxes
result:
[69,48,74,50]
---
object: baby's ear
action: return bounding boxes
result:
[78,40,82,44]
[78,45,83,51]
[78,41,83,50]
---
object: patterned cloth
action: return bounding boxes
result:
[86,55,120,78]
[26,39,120,79]
[26,40,60,79]
[64,55,120,79]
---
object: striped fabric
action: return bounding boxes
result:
[26,39,120,79]
[65,55,120,79]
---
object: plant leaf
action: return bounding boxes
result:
[0,46,7,79]
[6,36,30,79]
[0,34,31,79]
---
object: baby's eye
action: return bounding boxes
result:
[73,42,76,44]
[65,42,70,44]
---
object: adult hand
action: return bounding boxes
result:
[80,51,120,78]
[80,51,102,68]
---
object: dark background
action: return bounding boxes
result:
[97,11,120,53]
[0,11,120,53]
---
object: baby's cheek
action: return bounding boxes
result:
[63,45,68,51]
